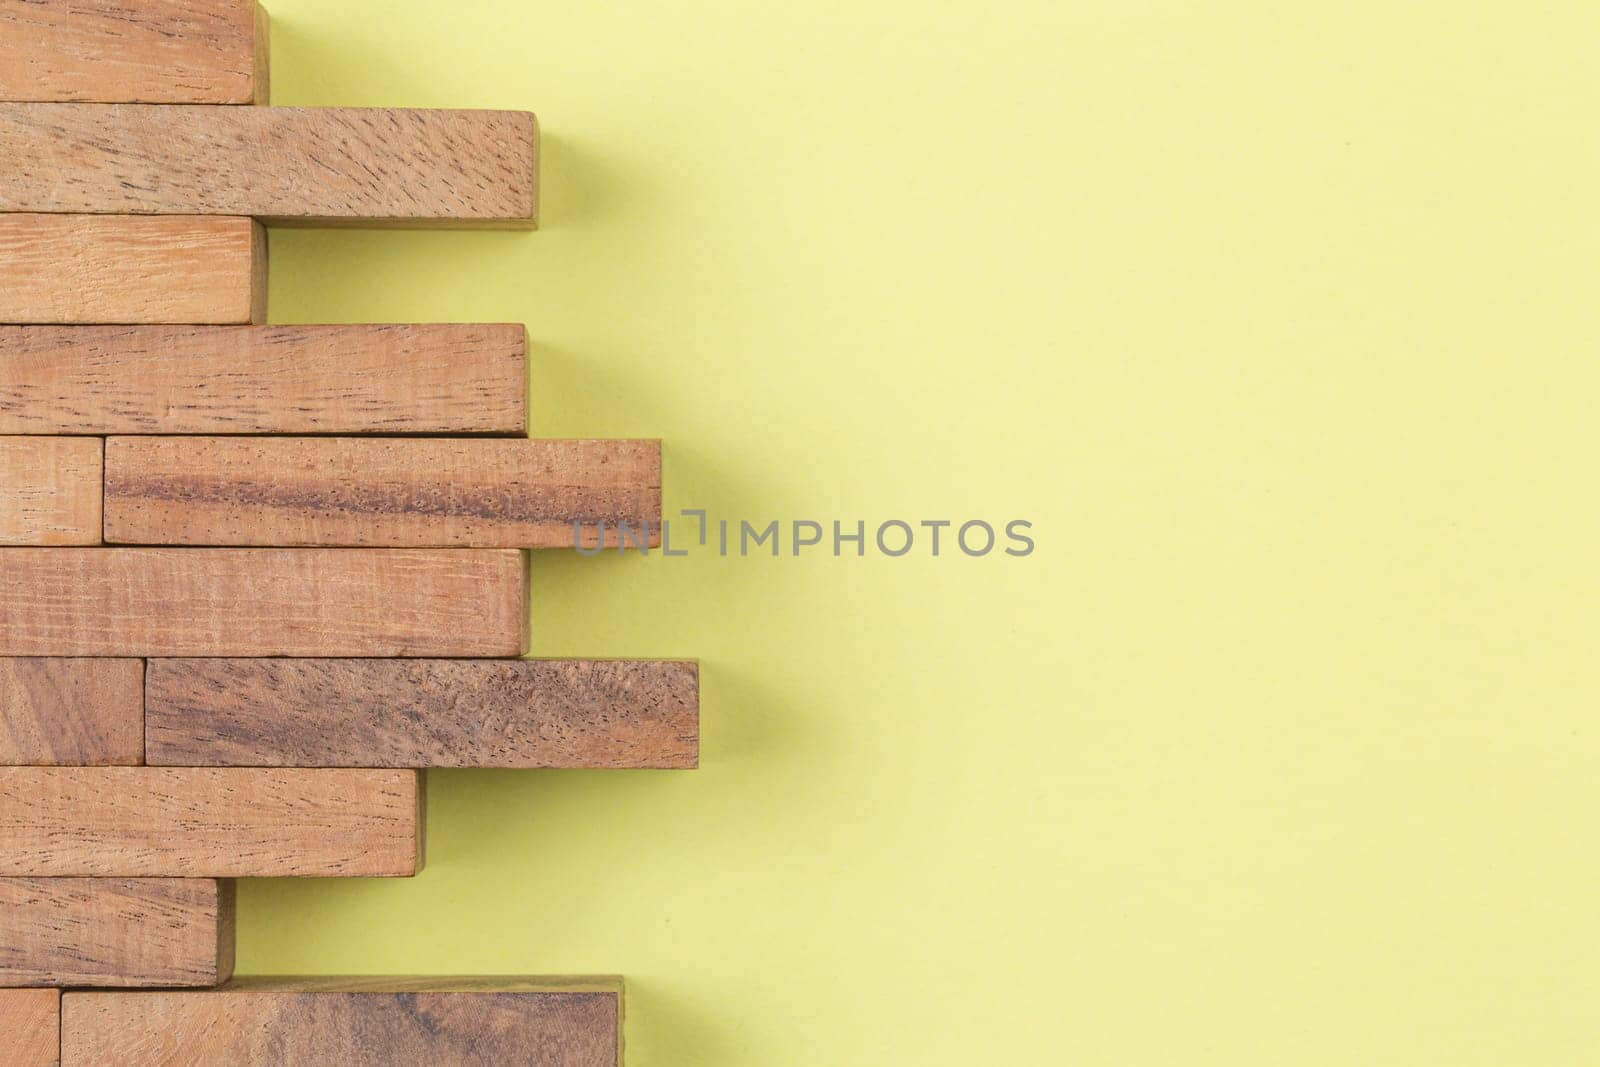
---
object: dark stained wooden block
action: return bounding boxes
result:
[62,978,621,1065]
[0,549,527,657]
[103,438,660,548]
[0,768,423,877]
[0,214,265,325]
[0,658,143,765]
[145,659,699,768]
[0,104,536,227]
[0,0,267,105]
[0,878,233,987]
[0,324,527,435]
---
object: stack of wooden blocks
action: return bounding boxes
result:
[0,3,696,1063]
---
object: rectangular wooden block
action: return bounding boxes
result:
[0,988,58,1067]
[0,1,267,104]
[146,659,700,768]
[0,549,527,657]
[0,437,101,545]
[0,768,423,877]
[0,878,232,987]
[104,438,661,548]
[62,978,621,1066]
[0,658,143,766]
[0,215,265,325]
[0,324,527,435]
[0,105,537,227]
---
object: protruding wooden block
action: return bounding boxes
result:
[62,978,621,1066]
[146,659,700,768]
[0,658,143,766]
[0,1,267,104]
[0,988,58,1066]
[0,437,101,545]
[0,105,537,227]
[0,878,232,987]
[104,438,661,548]
[0,768,423,877]
[0,549,527,657]
[0,215,265,325]
[0,325,527,435]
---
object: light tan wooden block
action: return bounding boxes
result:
[0,215,265,325]
[0,549,527,657]
[0,658,143,766]
[0,437,101,545]
[0,1,267,105]
[104,438,660,548]
[0,105,537,227]
[0,878,232,987]
[0,768,423,877]
[0,988,58,1066]
[146,659,699,768]
[0,325,527,435]
[62,978,621,1065]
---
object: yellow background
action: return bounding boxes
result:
[247,2,1599,1062]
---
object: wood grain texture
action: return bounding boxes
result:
[0,437,101,545]
[0,658,143,766]
[0,105,537,227]
[62,978,621,1066]
[0,988,58,1067]
[145,659,700,768]
[0,549,527,657]
[104,438,661,548]
[0,768,423,877]
[0,1,266,105]
[0,324,527,435]
[0,215,264,325]
[0,878,232,987]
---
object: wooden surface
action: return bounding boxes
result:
[146,659,700,768]
[0,878,232,987]
[0,215,264,325]
[0,324,527,435]
[0,768,423,877]
[0,437,101,545]
[0,658,143,766]
[62,978,621,1066]
[0,988,58,1067]
[0,548,527,657]
[0,105,537,227]
[104,438,661,548]
[0,0,266,104]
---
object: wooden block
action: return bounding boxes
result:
[62,978,621,1065]
[0,215,265,325]
[0,1,267,105]
[104,438,661,548]
[0,988,58,1067]
[0,437,101,545]
[0,768,423,877]
[0,549,526,657]
[146,659,700,768]
[0,878,232,987]
[0,658,143,766]
[0,325,527,435]
[0,105,537,227]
